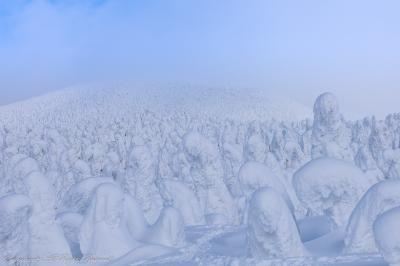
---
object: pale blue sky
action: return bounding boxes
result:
[0,0,400,118]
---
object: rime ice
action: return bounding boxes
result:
[0,88,399,265]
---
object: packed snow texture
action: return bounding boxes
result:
[293,157,372,228]
[0,194,32,264]
[247,187,307,259]
[373,206,400,266]
[0,87,399,265]
[344,180,400,254]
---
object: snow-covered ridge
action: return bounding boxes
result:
[0,86,312,124]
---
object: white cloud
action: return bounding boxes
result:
[0,0,399,119]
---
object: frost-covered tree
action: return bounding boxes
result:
[3,88,400,263]
[80,183,140,259]
[24,171,71,264]
[145,207,186,248]
[293,158,372,227]
[311,92,352,161]
[125,145,163,223]
[158,179,205,226]
[183,131,238,225]
[247,188,307,259]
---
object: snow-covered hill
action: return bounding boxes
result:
[1,89,400,266]
[0,86,312,125]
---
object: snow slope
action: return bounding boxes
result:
[0,86,312,125]
[1,88,400,266]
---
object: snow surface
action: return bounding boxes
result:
[373,206,400,266]
[0,194,32,265]
[0,87,400,265]
[344,180,400,254]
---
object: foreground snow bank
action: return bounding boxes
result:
[56,212,83,259]
[24,170,72,264]
[374,206,400,266]
[145,207,186,248]
[345,180,400,254]
[293,158,372,227]
[0,194,32,265]
[106,245,177,266]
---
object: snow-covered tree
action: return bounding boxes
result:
[247,188,307,259]
[311,92,352,161]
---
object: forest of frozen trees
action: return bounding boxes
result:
[1,88,400,266]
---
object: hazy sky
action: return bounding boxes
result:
[1,0,400,118]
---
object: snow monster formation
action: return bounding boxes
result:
[145,207,186,248]
[80,183,185,261]
[238,161,296,223]
[79,183,141,259]
[311,92,352,161]
[24,171,72,265]
[0,194,32,266]
[125,145,163,224]
[247,187,307,259]
[2,89,400,264]
[344,180,400,254]
[183,131,238,225]
[158,179,205,226]
[293,158,372,228]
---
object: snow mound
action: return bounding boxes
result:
[373,206,400,266]
[0,194,32,264]
[238,162,290,203]
[62,177,115,214]
[106,244,177,266]
[344,180,400,254]
[13,156,40,180]
[159,180,205,226]
[146,207,186,248]
[247,187,307,259]
[293,158,372,227]
[238,161,295,222]
[123,193,150,241]
[10,156,40,194]
[80,183,139,259]
[24,171,72,264]
[56,212,84,259]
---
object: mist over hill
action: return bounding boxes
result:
[0,86,312,125]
